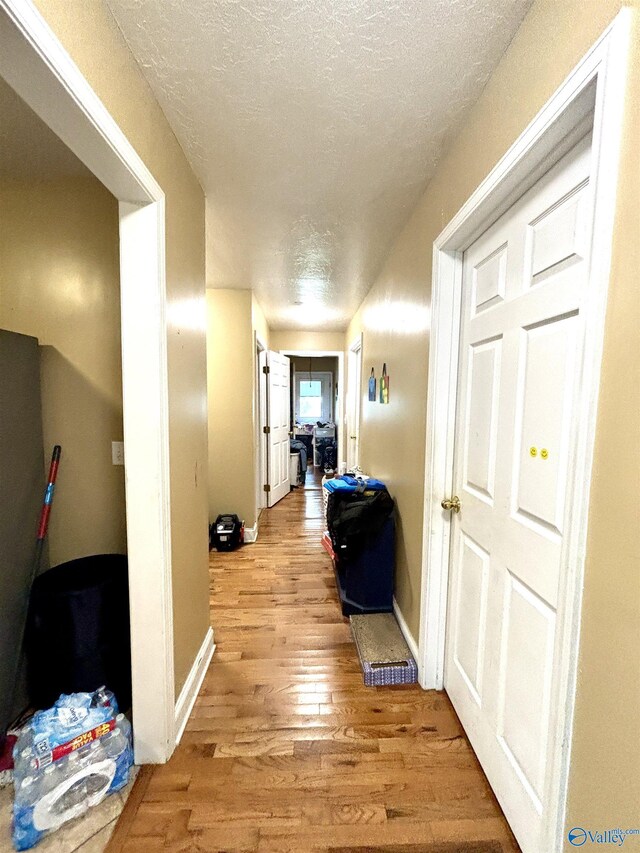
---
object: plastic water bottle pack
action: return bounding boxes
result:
[12,687,133,851]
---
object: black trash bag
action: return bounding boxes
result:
[327,489,395,559]
[25,554,131,712]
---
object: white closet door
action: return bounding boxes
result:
[267,351,290,506]
[445,133,594,853]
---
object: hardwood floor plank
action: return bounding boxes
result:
[104,765,154,853]
[109,467,520,852]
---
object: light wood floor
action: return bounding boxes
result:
[108,468,520,852]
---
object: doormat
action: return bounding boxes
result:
[350,613,418,686]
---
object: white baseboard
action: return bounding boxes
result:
[392,598,420,663]
[174,626,215,745]
[244,522,258,543]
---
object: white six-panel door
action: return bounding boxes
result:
[445,133,594,853]
[267,351,291,506]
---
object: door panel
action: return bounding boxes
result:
[444,132,594,853]
[463,337,502,502]
[452,533,489,705]
[497,573,555,805]
[267,351,290,507]
[513,313,578,535]
[472,243,507,314]
[527,184,588,285]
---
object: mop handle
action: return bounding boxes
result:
[36,445,61,541]
[6,446,63,735]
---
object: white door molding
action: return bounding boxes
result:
[347,335,363,470]
[418,11,631,851]
[254,333,268,529]
[0,0,177,762]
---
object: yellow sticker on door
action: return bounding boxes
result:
[530,446,549,459]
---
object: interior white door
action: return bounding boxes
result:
[267,351,290,507]
[444,133,594,853]
[347,340,362,469]
[257,347,268,512]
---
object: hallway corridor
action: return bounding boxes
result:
[108,469,520,852]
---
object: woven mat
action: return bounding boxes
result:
[350,613,411,665]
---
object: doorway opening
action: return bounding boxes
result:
[290,355,338,476]
[1,0,177,762]
[0,70,132,743]
[280,349,345,476]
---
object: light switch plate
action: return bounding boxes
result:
[112,441,125,466]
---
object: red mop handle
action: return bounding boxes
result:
[37,445,61,540]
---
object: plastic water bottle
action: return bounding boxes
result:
[103,730,125,760]
[11,689,133,850]
[13,775,42,851]
[91,686,118,714]
[40,763,60,797]
[15,775,38,809]
[13,747,37,778]
[103,715,132,790]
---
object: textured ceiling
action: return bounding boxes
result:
[106,0,532,330]
[0,76,90,180]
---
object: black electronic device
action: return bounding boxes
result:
[210,514,244,551]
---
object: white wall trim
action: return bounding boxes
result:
[0,0,177,762]
[244,522,259,544]
[392,598,419,664]
[417,11,631,852]
[348,335,363,354]
[119,201,175,763]
[174,627,215,746]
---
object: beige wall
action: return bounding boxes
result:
[0,177,125,565]
[347,0,639,836]
[271,329,345,352]
[291,356,338,375]
[33,0,210,694]
[207,290,259,529]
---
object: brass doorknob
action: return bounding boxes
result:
[441,496,461,513]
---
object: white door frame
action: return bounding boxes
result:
[1,0,177,763]
[280,350,345,466]
[418,11,631,850]
[253,334,268,534]
[347,334,363,469]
